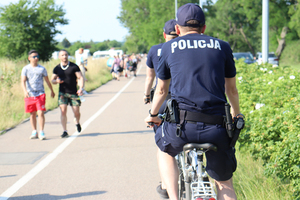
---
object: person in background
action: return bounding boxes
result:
[130,53,138,77]
[76,48,88,94]
[51,50,84,138]
[112,55,121,81]
[21,49,55,140]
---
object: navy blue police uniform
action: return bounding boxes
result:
[146,19,177,114]
[155,31,237,181]
[146,43,163,89]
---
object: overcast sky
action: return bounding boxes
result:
[0,0,129,43]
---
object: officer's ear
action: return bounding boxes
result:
[163,32,166,40]
[175,24,181,36]
[201,25,207,34]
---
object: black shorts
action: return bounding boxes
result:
[155,121,237,181]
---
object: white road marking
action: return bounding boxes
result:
[0,65,143,200]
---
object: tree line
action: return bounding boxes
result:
[118,0,300,61]
[1,0,300,62]
[57,38,124,56]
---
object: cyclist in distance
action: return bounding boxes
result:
[145,3,243,200]
[144,19,178,199]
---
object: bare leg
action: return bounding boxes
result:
[215,178,237,200]
[72,106,80,124]
[37,110,45,131]
[60,104,68,131]
[157,148,167,190]
[157,149,179,200]
[30,112,37,131]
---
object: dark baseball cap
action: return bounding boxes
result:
[163,19,177,36]
[176,3,205,27]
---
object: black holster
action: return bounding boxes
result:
[163,99,182,137]
[224,103,245,147]
[229,117,245,147]
[164,99,180,124]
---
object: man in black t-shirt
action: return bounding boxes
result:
[51,50,84,138]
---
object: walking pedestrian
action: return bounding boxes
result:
[21,49,55,140]
[51,50,84,138]
[76,48,88,94]
[112,55,121,81]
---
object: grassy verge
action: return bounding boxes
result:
[0,57,111,132]
[234,145,293,199]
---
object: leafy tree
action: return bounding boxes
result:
[0,0,68,61]
[289,2,300,37]
[118,0,199,52]
[61,37,71,48]
[205,0,261,55]
[67,41,84,56]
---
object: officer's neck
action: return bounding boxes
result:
[180,31,199,36]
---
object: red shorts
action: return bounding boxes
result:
[24,93,46,113]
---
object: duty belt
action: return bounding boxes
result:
[175,110,225,137]
[180,110,225,127]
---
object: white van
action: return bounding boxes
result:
[93,51,110,60]
[93,49,124,60]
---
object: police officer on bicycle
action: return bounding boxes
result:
[145,3,243,200]
[144,19,178,112]
[144,19,178,199]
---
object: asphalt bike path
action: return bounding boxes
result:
[0,58,161,200]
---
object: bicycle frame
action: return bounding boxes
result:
[176,143,217,200]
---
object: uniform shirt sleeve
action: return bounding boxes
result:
[157,43,171,80]
[146,47,154,69]
[223,42,236,78]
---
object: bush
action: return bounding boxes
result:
[236,60,300,199]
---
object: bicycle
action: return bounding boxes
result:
[147,115,217,200]
[176,143,217,200]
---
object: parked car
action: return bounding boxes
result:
[255,52,279,66]
[232,52,256,64]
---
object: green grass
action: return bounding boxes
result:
[234,145,293,199]
[280,39,300,70]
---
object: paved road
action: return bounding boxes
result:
[0,59,162,200]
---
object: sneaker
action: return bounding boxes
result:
[76,124,82,133]
[60,131,69,138]
[156,184,169,199]
[29,130,38,139]
[39,131,46,140]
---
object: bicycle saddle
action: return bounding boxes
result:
[183,143,217,152]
